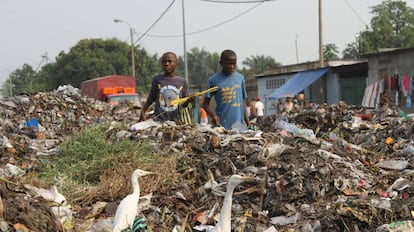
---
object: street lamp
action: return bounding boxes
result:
[114,19,136,78]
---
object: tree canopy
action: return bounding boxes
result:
[176,47,221,89]
[241,55,281,76]
[1,42,281,96]
[343,0,414,58]
[323,44,339,60]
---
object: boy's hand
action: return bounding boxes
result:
[213,115,221,127]
[186,94,196,104]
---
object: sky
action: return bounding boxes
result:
[1,0,413,86]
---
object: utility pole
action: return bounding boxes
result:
[114,19,136,78]
[295,34,299,63]
[319,0,324,67]
[182,0,189,83]
[129,26,136,78]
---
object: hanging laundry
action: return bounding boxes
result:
[390,75,398,90]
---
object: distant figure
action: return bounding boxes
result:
[296,93,306,110]
[249,97,257,120]
[277,99,285,114]
[379,91,389,106]
[255,97,264,124]
[202,49,250,130]
[284,96,294,113]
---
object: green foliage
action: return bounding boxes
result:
[2,44,282,96]
[1,38,161,96]
[342,41,359,59]
[348,0,414,56]
[241,55,281,76]
[35,123,155,199]
[135,49,161,93]
[52,38,131,88]
[2,64,37,96]
[177,47,221,89]
[323,43,339,60]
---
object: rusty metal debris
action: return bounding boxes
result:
[1,85,414,231]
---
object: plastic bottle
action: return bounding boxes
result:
[399,110,410,120]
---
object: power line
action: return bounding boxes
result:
[343,0,368,27]
[134,0,176,45]
[134,2,265,39]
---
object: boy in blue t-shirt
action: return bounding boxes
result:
[202,49,250,130]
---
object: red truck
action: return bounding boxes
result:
[80,75,141,107]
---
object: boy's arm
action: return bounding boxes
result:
[139,78,157,121]
[243,100,250,126]
[202,97,220,126]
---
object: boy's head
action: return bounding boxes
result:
[220,49,237,75]
[161,52,178,76]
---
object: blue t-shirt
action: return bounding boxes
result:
[206,71,247,129]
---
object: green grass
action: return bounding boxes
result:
[32,122,155,201]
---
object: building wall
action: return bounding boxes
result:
[255,60,368,114]
[257,73,294,116]
[309,76,325,104]
[367,48,414,112]
[327,72,340,104]
[368,49,414,84]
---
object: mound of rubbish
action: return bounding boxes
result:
[1,85,414,232]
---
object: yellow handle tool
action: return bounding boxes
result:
[170,86,219,106]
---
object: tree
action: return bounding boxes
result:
[177,47,221,90]
[344,1,414,56]
[1,38,161,95]
[323,43,339,60]
[1,64,37,96]
[342,41,359,59]
[241,55,281,76]
[134,49,162,93]
[370,1,414,48]
[51,38,137,88]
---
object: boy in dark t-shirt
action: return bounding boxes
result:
[139,52,189,122]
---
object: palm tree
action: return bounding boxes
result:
[242,55,281,76]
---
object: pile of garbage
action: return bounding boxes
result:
[1,85,414,231]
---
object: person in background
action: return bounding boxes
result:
[202,49,250,130]
[297,93,306,109]
[139,52,189,122]
[277,99,285,114]
[284,95,294,113]
[255,96,264,124]
[249,97,257,120]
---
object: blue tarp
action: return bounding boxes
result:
[268,68,329,99]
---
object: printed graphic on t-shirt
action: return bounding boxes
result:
[159,85,180,112]
[221,84,240,104]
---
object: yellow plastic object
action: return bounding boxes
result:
[170,86,219,106]
[385,137,393,144]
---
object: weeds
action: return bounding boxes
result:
[31,123,156,202]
